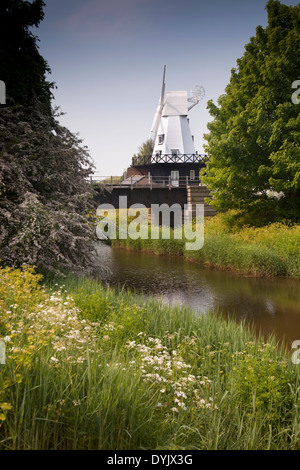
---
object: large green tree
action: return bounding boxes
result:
[201,0,300,223]
[0,1,96,274]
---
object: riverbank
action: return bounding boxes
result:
[1,265,300,450]
[111,212,300,279]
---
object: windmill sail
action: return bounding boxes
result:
[149,65,166,143]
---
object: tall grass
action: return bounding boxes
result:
[1,266,300,449]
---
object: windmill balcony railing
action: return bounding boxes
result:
[131,153,209,166]
[90,174,204,189]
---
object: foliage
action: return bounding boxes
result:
[1,267,300,449]
[0,1,97,274]
[231,341,294,423]
[201,0,300,223]
[132,138,154,164]
[0,0,54,114]
[204,211,300,277]
[198,234,288,277]
[0,104,96,274]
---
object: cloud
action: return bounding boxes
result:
[61,0,150,40]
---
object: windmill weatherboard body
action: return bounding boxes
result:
[149,66,205,163]
[128,66,207,188]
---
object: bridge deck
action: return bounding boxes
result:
[90,175,203,189]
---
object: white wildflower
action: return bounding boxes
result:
[50,356,59,363]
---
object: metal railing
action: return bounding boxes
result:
[90,175,203,189]
[131,153,209,166]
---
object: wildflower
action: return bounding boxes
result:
[197,399,206,408]
[174,399,187,410]
[171,407,178,413]
[187,374,196,382]
[50,356,59,363]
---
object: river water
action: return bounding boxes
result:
[94,242,300,348]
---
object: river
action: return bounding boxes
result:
[94,242,300,348]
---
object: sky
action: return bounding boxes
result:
[33,0,299,176]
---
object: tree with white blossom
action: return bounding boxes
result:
[0,0,97,273]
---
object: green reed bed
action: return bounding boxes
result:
[1,265,300,449]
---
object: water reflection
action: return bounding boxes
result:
[94,242,300,347]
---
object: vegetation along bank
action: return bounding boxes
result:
[1,265,300,450]
[111,211,300,280]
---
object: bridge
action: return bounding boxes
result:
[92,175,217,219]
[90,153,210,189]
[90,174,203,190]
[91,152,216,219]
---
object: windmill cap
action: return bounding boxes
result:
[162,91,188,116]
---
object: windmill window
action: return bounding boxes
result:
[171,171,180,187]
[158,134,164,144]
[190,170,195,180]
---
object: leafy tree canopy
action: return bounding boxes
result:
[201,0,300,224]
[0,0,54,114]
[132,139,154,164]
[0,1,96,274]
[0,104,95,274]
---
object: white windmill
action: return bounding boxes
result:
[149,66,205,161]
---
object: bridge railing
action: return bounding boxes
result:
[90,174,203,189]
